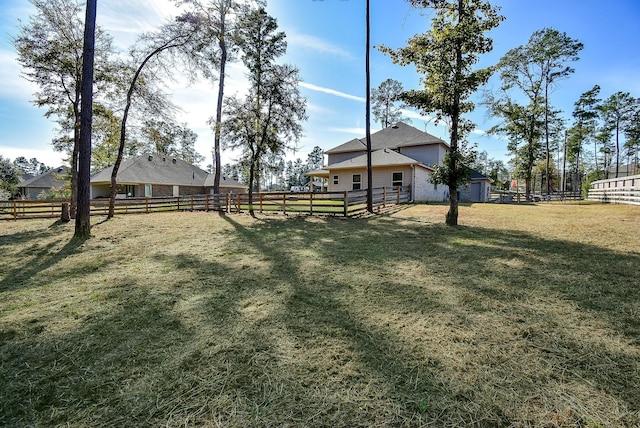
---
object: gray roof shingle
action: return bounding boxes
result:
[19,166,68,188]
[325,122,448,154]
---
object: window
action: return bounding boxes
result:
[124,185,136,197]
[145,184,152,197]
[392,172,403,188]
[352,174,361,190]
[333,175,339,185]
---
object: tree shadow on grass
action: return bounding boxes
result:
[1,213,638,426]
[221,214,640,426]
[0,234,89,292]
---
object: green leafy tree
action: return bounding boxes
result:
[566,85,600,191]
[624,107,640,175]
[381,0,503,225]
[223,7,306,215]
[14,0,114,218]
[487,98,544,198]
[12,157,51,176]
[371,78,410,128]
[180,0,262,194]
[107,13,203,218]
[599,91,638,178]
[0,156,20,199]
[306,146,324,170]
[91,105,123,172]
[532,28,583,194]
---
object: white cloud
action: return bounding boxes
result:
[299,82,365,102]
[287,31,354,60]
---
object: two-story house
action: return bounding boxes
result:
[308,122,491,202]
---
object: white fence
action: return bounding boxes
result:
[587,175,640,206]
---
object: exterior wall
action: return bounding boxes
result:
[459,180,490,202]
[399,144,446,167]
[327,167,369,192]
[413,167,449,202]
[178,186,206,196]
[21,187,48,199]
[327,150,365,165]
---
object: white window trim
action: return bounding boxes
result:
[352,174,361,191]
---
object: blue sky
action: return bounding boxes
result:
[1,0,639,169]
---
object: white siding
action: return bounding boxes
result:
[413,167,448,202]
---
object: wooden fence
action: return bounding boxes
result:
[588,175,640,206]
[0,186,411,221]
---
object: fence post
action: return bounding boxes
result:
[397,186,401,204]
[309,192,313,215]
[13,200,17,220]
[205,194,209,212]
[260,193,263,214]
[383,187,387,208]
[237,194,241,213]
[146,198,149,214]
[226,193,230,213]
[190,195,194,211]
[282,193,287,215]
[177,196,181,211]
[343,191,348,217]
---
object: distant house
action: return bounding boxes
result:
[90,154,246,198]
[308,122,491,202]
[18,166,69,199]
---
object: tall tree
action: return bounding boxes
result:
[381,0,503,226]
[532,28,583,194]
[371,78,410,127]
[624,106,640,175]
[307,146,324,170]
[180,0,261,195]
[599,91,637,178]
[74,0,97,238]
[567,85,600,190]
[14,0,114,218]
[224,8,306,215]
[107,14,202,218]
[487,97,544,198]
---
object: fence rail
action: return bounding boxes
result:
[0,186,411,221]
[588,175,640,206]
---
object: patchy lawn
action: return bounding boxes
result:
[1,203,639,427]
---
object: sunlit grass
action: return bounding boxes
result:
[1,203,639,427]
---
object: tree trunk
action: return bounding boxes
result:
[213,9,227,197]
[365,0,373,213]
[74,0,96,239]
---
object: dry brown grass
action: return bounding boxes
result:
[1,203,639,427]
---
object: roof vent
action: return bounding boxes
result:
[392,125,399,129]
[162,157,166,162]
[172,158,177,164]
[148,155,153,161]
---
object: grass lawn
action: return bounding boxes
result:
[1,203,639,427]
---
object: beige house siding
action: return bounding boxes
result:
[328,167,369,192]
